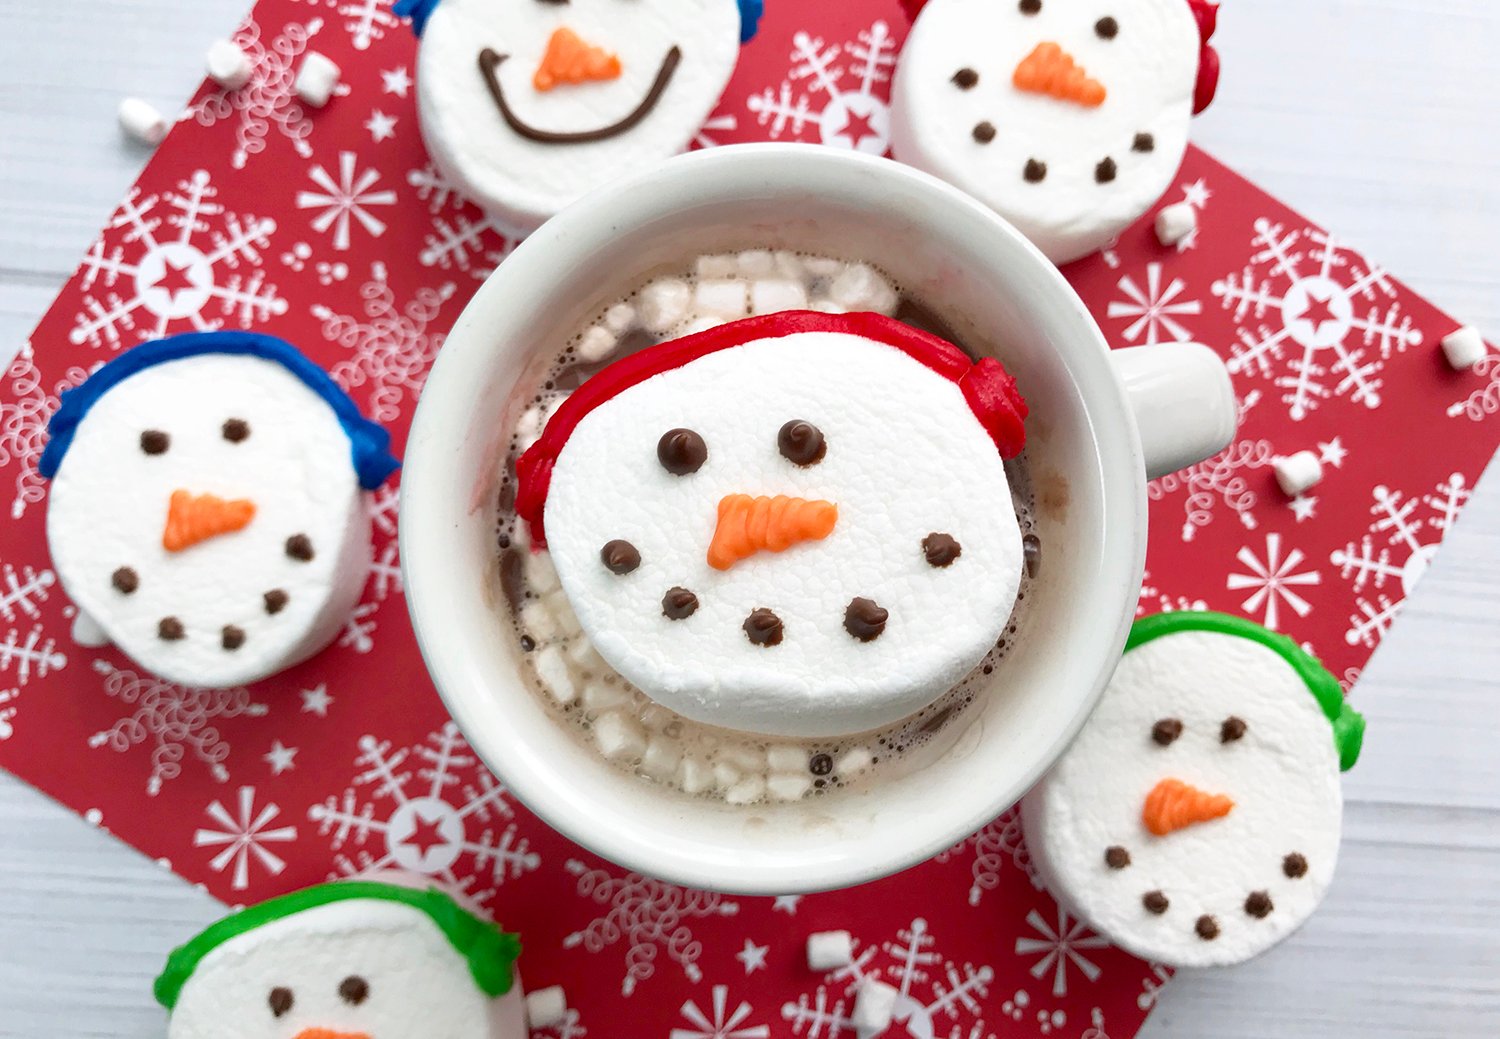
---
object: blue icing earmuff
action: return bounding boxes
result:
[395,0,763,43]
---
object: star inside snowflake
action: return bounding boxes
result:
[1226,531,1321,630]
[746,21,897,154]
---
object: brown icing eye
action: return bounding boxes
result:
[1019,0,1041,12]
[339,975,370,1005]
[951,67,979,89]
[972,121,997,144]
[1104,845,1131,869]
[843,597,888,642]
[1220,716,1247,743]
[1095,16,1119,39]
[222,418,250,442]
[1024,158,1048,183]
[285,534,315,561]
[1096,157,1118,183]
[657,428,707,475]
[1151,718,1183,746]
[112,567,139,594]
[600,539,641,575]
[268,987,293,1018]
[777,420,826,466]
[264,589,289,614]
[140,430,170,455]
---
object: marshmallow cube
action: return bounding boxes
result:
[580,679,631,713]
[295,51,341,108]
[640,737,683,781]
[751,279,810,316]
[576,326,618,364]
[1274,451,1323,498]
[806,930,854,971]
[534,645,577,705]
[118,97,168,146]
[637,279,692,333]
[851,980,898,1037]
[205,39,253,90]
[524,986,568,1030]
[1442,326,1489,370]
[827,264,898,315]
[602,302,638,334]
[694,279,750,319]
[593,711,647,762]
[1155,202,1198,247]
[724,775,767,804]
[696,254,740,279]
[678,756,714,794]
[767,773,812,801]
[736,249,776,277]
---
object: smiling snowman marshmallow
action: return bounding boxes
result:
[40,331,399,689]
[515,311,1029,738]
[155,876,531,1039]
[1021,612,1366,968]
[397,0,762,233]
[891,0,1221,265]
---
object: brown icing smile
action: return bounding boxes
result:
[478,45,683,144]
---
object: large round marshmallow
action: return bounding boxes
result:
[415,0,742,233]
[46,351,376,688]
[891,0,1201,264]
[541,328,1024,737]
[1022,614,1363,968]
[163,884,526,1039]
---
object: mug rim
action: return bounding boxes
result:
[401,143,1146,893]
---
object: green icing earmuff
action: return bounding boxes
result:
[154,880,521,1009]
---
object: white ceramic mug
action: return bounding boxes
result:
[401,144,1235,894]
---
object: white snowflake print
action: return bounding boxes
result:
[936,806,1042,904]
[309,722,540,902]
[1137,570,1209,617]
[194,785,298,890]
[185,17,331,169]
[1146,437,1275,542]
[1447,350,1500,424]
[297,152,399,251]
[1014,908,1107,998]
[407,163,518,281]
[369,484,400,536]
[1134,963,1172,1012]
[70,170,285,349]
[693,112,739,149]
[0,562,54,623]
[381,66,412,97]
[295,0,399,50]
[1331,475,1469,647]
[1106,262,1201,346]
[773,894,803,915]
[534,1007,587,1039]
[0,687,18,740]
[784,918,995,1038]
[747,21,897,153]
[672,986,770,1039]
[1165,177,1212,252]
[1212,219,1424,420]
[314,261,457,422]
[562,859,739,996]
[0,345,92,519]
[1226,532,1321,630]
[365,108,398,142]
[0,625,66,687]
[86,660,266,795]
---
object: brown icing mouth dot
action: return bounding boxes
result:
[777,420,827,466]
[1220,716,1248,743]
[657,428,708,475]
[1104,845,1131,869]
[1152,717,1184,746]
[1019,0,1041,12]
[1133,132,1155,153]
[1095,16,1119,39]
[744,607,784,647]
[1244,891,1274,918]
[221,418,251,442]
[922,532,962,568]
[844,597,889,642]
[662,586,699,620]
[1024,158,1048,183]
[140,429,170,455]
[158,616,185,641]
[264,589,289,614]
[951,67,979,89]
[601,539,641,575]
[112,566,140,594]
[1142,890,1169,914]
[1283,852,1308,879]
[972,121,997,144]
[285,533,315,561]
[1096,157,1118,183]
[1195,914,1220,940]
[221,625,246,650]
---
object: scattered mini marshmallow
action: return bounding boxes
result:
[576,325,618,364]
[678,755,714,794]
[602,302,638,334]
[773,251,806,279]
[593,710,647,762]
[766,744,809,773]
[205,39,253,91]
[711,760,743,789]
[806,930,854,970]
[696,254,740,279]
[71,609,110,648]
[579,678,632,712]
[827,263,898,314]
[294,51,341,108]
[751,279,809,315]
[640,737,683,781]
[851,979,898,1037]
[1155,202,1198,247]
[637,279,692,333]
[534,645,577,705]
[724,775,767,805]
[835,746,874,776]
[1274,451,1323,498]
[1441,326,1489,370]
[518,600,561,643]
[767,773,812,801]
[524,985,568,1030]
[694,279,750,319]
[736,249,776,277]
[117,97,168,146]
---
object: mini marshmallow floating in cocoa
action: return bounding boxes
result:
[515,311,1029,737]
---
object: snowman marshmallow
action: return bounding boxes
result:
[891,0,1221,265]
[516,311,1029,737]
[396,0,762,233]
[40,331,398,689]
[155,877,528,1039]
[1022,612,1366,968]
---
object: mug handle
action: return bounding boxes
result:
[1109,343,1238,480]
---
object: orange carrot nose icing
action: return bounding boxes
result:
[707,494,838,571]
[1142,777,1234,836]
[162,489,256,552]
[1012,42,1107,108]
[532,27,623,92]
[292,1030,372,1039]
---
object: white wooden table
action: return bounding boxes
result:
[2,1,1498,1035]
